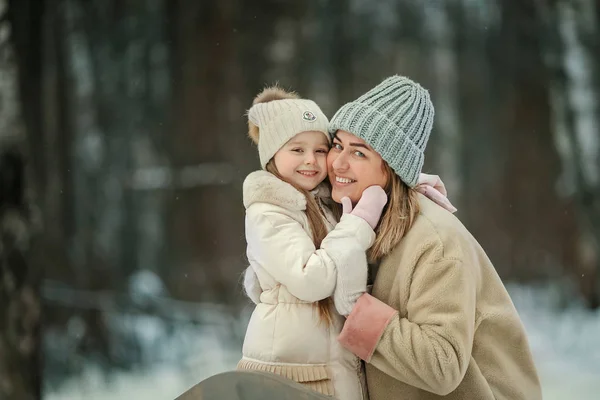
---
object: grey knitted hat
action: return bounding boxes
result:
[328,75,435,187]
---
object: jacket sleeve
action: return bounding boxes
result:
[242,265,262,304]
[246,207,374,303]
[338,256,476,396]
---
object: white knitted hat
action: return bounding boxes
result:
[248,98,330,168]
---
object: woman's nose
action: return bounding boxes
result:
[331,152,348,170]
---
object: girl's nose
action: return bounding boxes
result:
[305,152,317,165]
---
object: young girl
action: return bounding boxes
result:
[237,86,387,400]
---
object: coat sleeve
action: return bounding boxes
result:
[246,208,374,303]
[338,256,476,396]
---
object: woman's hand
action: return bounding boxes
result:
[416,173,457,213]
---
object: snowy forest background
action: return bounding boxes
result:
[0,0,599,399]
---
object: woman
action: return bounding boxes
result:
[329,75,542,400]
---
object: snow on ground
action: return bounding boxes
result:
[507,283,600,400]
[45,285,600,400]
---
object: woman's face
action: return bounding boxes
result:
[327,130,387,205]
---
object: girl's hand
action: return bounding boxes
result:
[416,173,457,213]
[341,186,388,229]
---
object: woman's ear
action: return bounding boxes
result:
[381,163,392,193]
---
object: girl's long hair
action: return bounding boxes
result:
[246,84,334,326]
[264,161,334,326]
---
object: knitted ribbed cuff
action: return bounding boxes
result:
[338,293,398,362]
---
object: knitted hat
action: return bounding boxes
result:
[247,87,330,169]
[328,75,435,187]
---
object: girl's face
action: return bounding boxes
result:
[327,130,387,205]
[273,131,330,191]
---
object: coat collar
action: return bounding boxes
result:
[243,170,331,211]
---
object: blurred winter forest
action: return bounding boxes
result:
[1,0,599,399]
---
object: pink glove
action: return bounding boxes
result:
[341,186,388,230]
[416,173,457,213]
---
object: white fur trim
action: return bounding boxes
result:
[243,171,306,211]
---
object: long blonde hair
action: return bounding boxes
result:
[246,85,333,326]
[265,161,334,326]
[368,163,421,263]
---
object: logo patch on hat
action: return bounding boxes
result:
[302,111,317,122]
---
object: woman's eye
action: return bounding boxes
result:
[354,151,365,158]
[332,143,342,150]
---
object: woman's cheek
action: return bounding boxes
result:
[330,187,343,204]
[349,190,362,206]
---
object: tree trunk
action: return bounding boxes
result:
[423,1,463,209]
[536,0,600,308]
[0,0,41,398]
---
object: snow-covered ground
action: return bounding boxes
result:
[45,284,600,400]
[506,284,600,400]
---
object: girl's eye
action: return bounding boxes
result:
[354,150,365,158]
[316,149,328,154]
[292,148,303,153]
